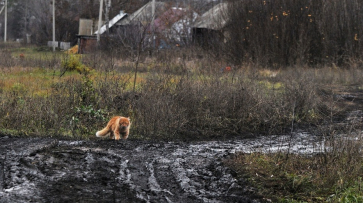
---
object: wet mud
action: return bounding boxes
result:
[0,137,267,203]
[0,131,356,202]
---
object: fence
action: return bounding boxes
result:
[47,41,71,50]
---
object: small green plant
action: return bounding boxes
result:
[69,105,107,137]
[11,82,26,94]
[75,105,106,121]
[60,54,96,105]
[79,75,96,105]
[60,54,91,76]
[327,177,363,203]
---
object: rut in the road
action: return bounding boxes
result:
[0,138,262,203]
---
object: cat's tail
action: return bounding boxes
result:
[96,127,110,137]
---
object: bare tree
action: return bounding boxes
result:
[114,23,150,92]
[204,0,363,67]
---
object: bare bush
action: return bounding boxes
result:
[0,62,323,140]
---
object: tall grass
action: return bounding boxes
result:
[0,65,320,139]
[1,47,363,140]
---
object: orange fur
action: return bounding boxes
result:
[96,116,131,140]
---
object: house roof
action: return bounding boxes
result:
[153,7,188,32]
[94,11,127,35]
[116,1,167,26]
[149,6,199,35]
[193,2,229,30]
[154,7,196,32]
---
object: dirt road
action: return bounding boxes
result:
[0,136,270,203]
[0,132,322,203]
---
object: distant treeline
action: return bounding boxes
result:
[220,0,363,67]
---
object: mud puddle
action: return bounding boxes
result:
[0,133,325,203]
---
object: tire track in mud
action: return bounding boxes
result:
[0,158,4,191]
[0,135,321,203]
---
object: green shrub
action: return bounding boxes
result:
[61,54,91,75]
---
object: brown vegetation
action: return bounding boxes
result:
[0,45,362,140]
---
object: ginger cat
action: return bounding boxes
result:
[96,116,131,140]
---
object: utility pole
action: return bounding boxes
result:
[25,1,28,40]
[104,0,111,36]
[52,0,55,51]
[4,0,7,42]
[151,0,155,49]
[97,0,103,45]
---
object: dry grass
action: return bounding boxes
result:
[1,49,363,139]
[225,135,363,202]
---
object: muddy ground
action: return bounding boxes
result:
[0,136,269,203]
[0,132,324,203]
